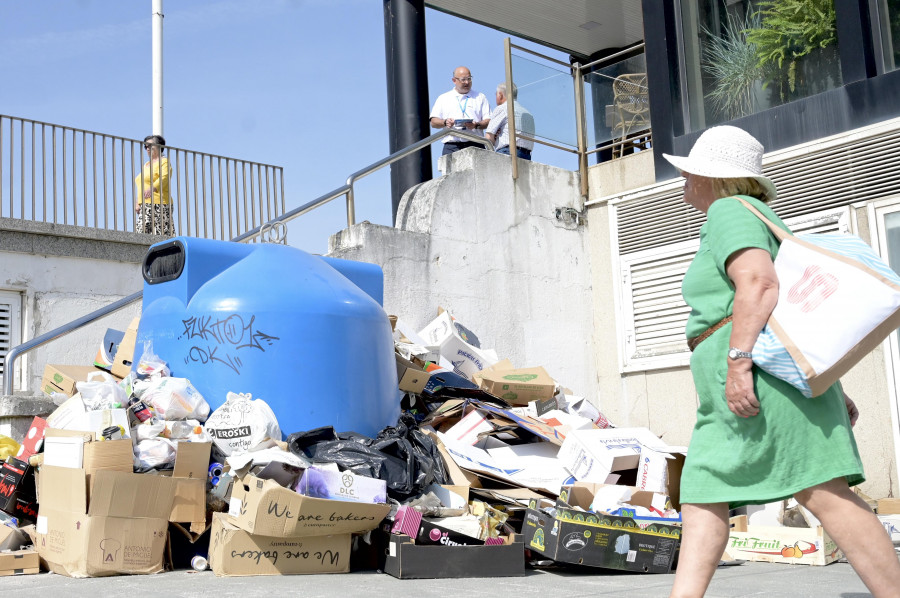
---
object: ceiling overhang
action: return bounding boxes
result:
[425,0,644,60]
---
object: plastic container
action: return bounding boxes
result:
[137,237,399,438]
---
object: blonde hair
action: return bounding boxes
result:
[711,177,773,203]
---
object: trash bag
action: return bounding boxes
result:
[204,392,281,456]
[0,435,20,460]
[77,371,128,410]
[286,413,448,501]
[142,377,210,421]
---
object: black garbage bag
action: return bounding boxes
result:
[286,413,449,502]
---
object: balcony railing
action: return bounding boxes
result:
[0,114,284,240]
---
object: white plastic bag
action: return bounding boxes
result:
[136,340,170,378]
[142,377,210,421]
[133,438,177,469]
[76,371,127,411]
[203,392,281,456]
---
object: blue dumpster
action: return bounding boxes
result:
[137,236,400,437]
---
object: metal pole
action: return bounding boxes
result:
[152,0,164,137]
[573,61,589,199]
[504,38,518,180]
[383,0,432,224]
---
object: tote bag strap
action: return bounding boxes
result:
[733,196,792,243]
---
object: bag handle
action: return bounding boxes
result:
[733,196,792,242]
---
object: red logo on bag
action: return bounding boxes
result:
[787,265,838,313]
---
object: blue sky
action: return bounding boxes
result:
[0,1,572,254]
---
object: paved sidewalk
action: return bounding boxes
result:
[0,560,876,597]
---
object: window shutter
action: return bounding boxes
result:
[619,208,848,371]
[0,291,22,387]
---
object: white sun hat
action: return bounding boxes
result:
[662,125,777,201]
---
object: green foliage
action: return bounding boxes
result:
[745,0,837,95]
[701,10,764,121]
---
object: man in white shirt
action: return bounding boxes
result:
[430,66,492,156]
[486,83,535,161]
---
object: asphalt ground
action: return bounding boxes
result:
[0,559,881,598]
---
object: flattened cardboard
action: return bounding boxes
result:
[172,441,212,480]
[169,478,206,524]
[111,317,139,379]
[380,532,525,579]
[87,470,174,519]
[209,513,350,576]
[94,328,126,371]
[39,465,88,514]
[227,474,390,538]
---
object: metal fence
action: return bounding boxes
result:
[0,114,284,240]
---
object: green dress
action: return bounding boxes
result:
[680,195,864,508]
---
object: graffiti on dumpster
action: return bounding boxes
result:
[179,314,280,374]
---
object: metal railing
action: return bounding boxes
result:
[0,114,284,240]
[2,127,492,395]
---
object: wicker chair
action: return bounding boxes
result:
[611,73,651,158]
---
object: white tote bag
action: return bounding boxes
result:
[736,198,900,397]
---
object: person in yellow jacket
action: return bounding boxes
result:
[135,134,174,235]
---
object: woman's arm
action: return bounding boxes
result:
[724,247,779,417]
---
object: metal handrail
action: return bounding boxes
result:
[2,127,494,395]
[0,114,285,240]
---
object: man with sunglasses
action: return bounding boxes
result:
[430,66,491,156]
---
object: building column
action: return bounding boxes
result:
[383,0,432,223]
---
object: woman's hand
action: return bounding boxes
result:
[143,188,152,199]
[725,362,760,417]
[843,392,859,427]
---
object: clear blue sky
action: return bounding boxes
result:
[0,1,572,254]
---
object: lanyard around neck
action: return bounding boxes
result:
[457,95,469,116]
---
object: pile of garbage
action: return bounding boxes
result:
[4,307,893,579]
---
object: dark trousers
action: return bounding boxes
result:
[441,141,483,156]
[497,146,532,161]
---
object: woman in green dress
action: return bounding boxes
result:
[665,126,900,598]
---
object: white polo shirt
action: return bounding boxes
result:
[486,102,535,152]
[430,89,492,143]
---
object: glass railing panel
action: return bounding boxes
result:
[510,53,578,148]
[582,52,650,152]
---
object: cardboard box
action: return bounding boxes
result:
[417,310,497,380]
[0,548,40,576]
[208,513,350,576]
[94,328,126,371]
[558,428,686,502]
[41,364,102,397]
[36,468,174,577]
[295,467,387,504]
[227,474,391,537]
[166,441,212,526]
[521,488,681,573]
[379,532,525,579]
[110,317,139,379]
[878,498,900,515]
[16,417,48,459]
[723,516,842,566]
[474,360,556,405]
[0,457,38,524]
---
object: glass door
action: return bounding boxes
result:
[872,199,900,488]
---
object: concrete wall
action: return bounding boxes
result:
[328,148,599,402]
[0,218,152,394]
[584,153,900,498]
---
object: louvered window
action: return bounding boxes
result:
[0,291,22,389]
[618,208,850,372]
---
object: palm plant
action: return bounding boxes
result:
[702,10,764,121]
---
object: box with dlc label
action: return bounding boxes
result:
[227,473,391,537]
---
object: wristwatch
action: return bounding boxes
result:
[728,347,753,361]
